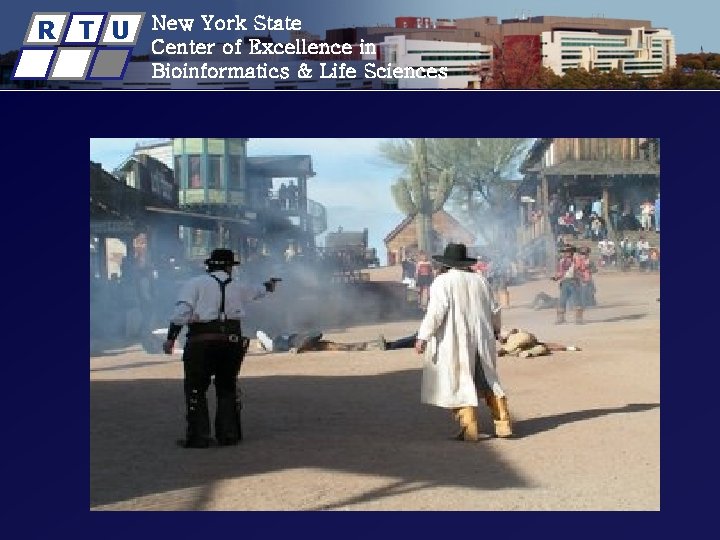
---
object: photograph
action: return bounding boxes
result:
[90,137,660,510]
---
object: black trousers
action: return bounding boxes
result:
[182,340,245,444]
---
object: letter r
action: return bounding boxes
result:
[39,21,55,40]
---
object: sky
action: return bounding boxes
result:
[3,1,718,53]
[90,138,407,264]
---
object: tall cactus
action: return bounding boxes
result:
[391,138,454,253]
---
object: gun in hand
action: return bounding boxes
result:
[264,277,282,292]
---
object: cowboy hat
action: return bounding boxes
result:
[204,248,240,266]
[432,243,477,268]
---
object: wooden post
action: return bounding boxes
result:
[602,184,610,225]
[541,173,554,276]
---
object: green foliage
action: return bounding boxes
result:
[655,67,720,89]
[383,138,456,251]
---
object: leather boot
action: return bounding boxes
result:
[452,406,479,441]
[575,309,584,325]
[556,309,566,324]
[484,393,513,438]
[180,388,211,448]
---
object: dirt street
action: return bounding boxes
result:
[90,269,660,510]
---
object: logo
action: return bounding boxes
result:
[13,12,145,80]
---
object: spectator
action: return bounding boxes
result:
[649,247,660,272]
[590,214,603,241]
[287,180,299,210]
[636,236,650,271]
[278,183,289,210]
[598,238,616,267]
[619,237,635,270]
[401,256,416,288]
[640,199,654,232]
[414,252,434,309]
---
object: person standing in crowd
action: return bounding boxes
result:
[414,252,434,310]
[553,245,585,324]
[415,243,512,441]
[163,248,279,449]
[640,199,654,232]
[649,247,660,272]
[401,255,416,288]
[598,237,616,267]
[287,180,299,210]
[636,235,651,271]
[278,182,289,210]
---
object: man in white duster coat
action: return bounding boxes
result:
[415,243,512,441]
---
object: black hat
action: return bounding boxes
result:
[559,244,576,253]
[432,243,477,268]
[205,248,240,267]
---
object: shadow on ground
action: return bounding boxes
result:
[91,369,526,509]
[514,403,659,439]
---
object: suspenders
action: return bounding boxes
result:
[209,274,232,321]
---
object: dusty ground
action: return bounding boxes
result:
[90,268,660,510]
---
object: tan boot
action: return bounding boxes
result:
[452,406,479,441]
[499,289,510,308]
[484,393,513,438]
[556,309,566,324]
[575,309,584,325]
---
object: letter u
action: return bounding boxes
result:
[112,20,129,39]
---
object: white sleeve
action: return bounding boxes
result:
[170,280,197,326]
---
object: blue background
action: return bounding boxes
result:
[4,89,714,533]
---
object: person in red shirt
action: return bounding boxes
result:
[576,247,595,313]
[552,245,585,324]
[471,255,489,277]
[414,252,434,309]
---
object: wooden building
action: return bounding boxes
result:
[517,137,660,271]
[384,210,475,265]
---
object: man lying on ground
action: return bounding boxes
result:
[497,328,581,358]
[255,330,417,353]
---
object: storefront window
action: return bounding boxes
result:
[208,156,223,189]
[189,155,202,188]
[229,156,244,189]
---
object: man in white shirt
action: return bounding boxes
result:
[640,200,654,232]
[598,238,616,266]
[415,243,511,441]
[163,248,278,448]
[636,236,651,271]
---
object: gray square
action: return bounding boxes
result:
[90,48,129,78]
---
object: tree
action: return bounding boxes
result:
[385,139,455,252]
[472,37,559,89]
[436,139,531,247]
[381,139,531,250]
